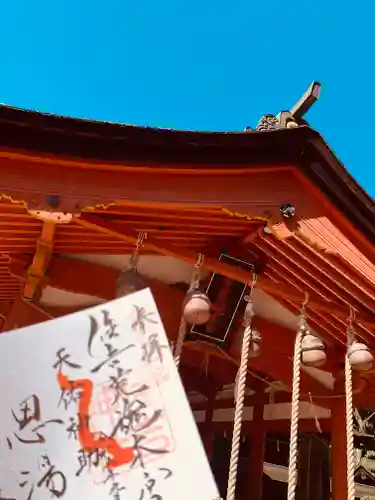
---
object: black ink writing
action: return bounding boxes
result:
[11,395,63,445]
[88,310,135,374]
[88,310,120,356]
[132,306,158,335]
[53,348,82,371]
[18,454,66,499]
[111,399,162,440]
[141,334,168,364]
[103,470,125,500]
[131,434,169,469]
[76,448,108,477]
[138,468,172,500]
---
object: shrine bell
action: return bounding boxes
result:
[116,268,146,298]
[183,289,211,325]
[301,333,326,368]
[348,342,373,371]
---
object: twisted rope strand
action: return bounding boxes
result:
[287,326,304,500]
[174,318,186,368]
[345,354,355,500]
[226,321,252,500]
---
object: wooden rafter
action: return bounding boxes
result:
[75,214,375,329]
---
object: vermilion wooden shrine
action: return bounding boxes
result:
[1,84,375,499]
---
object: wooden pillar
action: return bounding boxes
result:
[202,392,216,462]
[331,396,347,500]
[297,435,330,500]
[247,385,266,500]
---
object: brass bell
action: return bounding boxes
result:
[348,342,373,371]
[183,289,211,325]
[301,333,326,367]
[116,268,146,298]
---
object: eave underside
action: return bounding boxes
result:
[0,194,375,416]
[1,104,375,248]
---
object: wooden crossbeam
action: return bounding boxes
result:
[75,214,375,329]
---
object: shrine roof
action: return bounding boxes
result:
[2,105,375,412]
[0,104,374,246]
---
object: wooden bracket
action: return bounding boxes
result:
[23,221,56,300]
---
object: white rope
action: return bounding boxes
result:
[174,318,186,368]
[286,319,304,500]
[346,313,356,500]
[226,292,255,500]
[345,353,355,500]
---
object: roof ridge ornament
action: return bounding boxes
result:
[245,81,321,132]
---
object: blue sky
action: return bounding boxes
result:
[0,1,373,194]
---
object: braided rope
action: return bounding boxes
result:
[174,318,187,368]
[226,304,253,500]
[345,353,355,500]
[345,312,356,500]
[287,323,304,500]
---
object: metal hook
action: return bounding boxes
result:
[135,231,147,249]
[299,291,309,317]
[347,307,356,324]
[190,253,204,289]
[299,292,309,331]
[130,232,147,268]
[244,273,258,303]
[195,253,204,268]
[347,307,356,345]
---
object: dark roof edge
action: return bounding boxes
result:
[0,105,374,244]
[0,104,314,165]
[302,131,375,245]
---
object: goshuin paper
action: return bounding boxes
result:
[0,288,219,500]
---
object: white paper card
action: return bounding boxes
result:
[0,288,219,500]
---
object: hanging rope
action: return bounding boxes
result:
[174,253,204,368]
[287,293,308,500]
[226,275,257,500]
[129,231,147,269]
[174,318,187,369]
[346,309,356,500]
